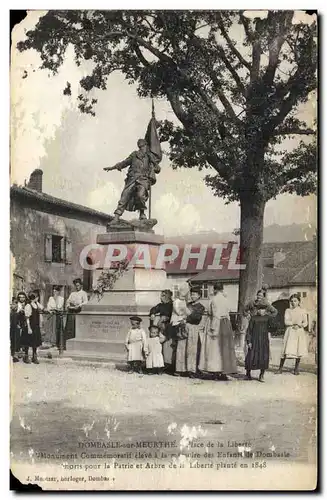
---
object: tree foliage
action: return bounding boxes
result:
[17,10,317,205]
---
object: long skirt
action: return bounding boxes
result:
[175,324,200,373]
[199,317,237,374]
[282,327,308,358]
[53,314,64,348]
[21,327,42,348]
[163,324,178,368]
[10,324,21,356]
[175,338,187,373]
[162,337,176,365]
[245,329,270,371]
[159,322,174,365]
[64,309,81,344]
[43,314,57,345]
[10,311,26,355]
[186,324,200,373]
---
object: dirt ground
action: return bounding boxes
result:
[11,360,316,453]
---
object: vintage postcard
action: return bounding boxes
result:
[10,9,317,491]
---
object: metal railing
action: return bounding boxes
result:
[39,310,75,356]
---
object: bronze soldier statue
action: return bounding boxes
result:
[104,138,161,222]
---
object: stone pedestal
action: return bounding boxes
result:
[66,219,168,361]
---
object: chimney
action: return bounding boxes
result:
[27,169,43,192]
[273,251,286,268]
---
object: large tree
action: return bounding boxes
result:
[16,10,317,311]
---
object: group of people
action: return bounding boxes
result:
[11,277,311,379]
[243,289,309,380]
[10,278,88,364]
[125,283,238,379]
[125,284,311,381]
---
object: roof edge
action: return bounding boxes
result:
[10,185,113,222]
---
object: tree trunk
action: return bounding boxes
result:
[237,196,266,315]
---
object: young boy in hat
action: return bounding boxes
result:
[125,316,147,374]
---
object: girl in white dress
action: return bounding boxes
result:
[276,293,308,375]
[145,325,165,374]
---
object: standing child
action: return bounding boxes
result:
[145,325,165,374]
[125,316,147,374]
[245,300,277,382]
[276,293,308,375]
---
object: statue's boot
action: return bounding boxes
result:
[112,214,121,223]
[139,210,147,220]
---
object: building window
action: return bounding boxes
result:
[52,235,64,263]
[201,284,209,299]
[302,292,307,298]
[45,235,72,264]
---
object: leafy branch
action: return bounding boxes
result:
[92,258,129,300]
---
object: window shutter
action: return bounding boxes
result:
[65,238,72,264]
[60,237,66,263]
[45,235,52,262]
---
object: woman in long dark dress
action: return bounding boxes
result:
[149,290,173,370]
[184,288,206,378]
[10,292,28,362]
[245,293,277,382]
[21,292,43,364]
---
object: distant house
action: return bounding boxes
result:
[10,169,113,305]
[165,241,241,300]
[186,240,316,330]
[164,240,316,329]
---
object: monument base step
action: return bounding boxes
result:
[64,350,126,364]
[37,346,127,365]
[66,338,126,357]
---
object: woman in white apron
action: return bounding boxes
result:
[276,293,308,375]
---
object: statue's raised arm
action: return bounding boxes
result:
[103,154,133,172]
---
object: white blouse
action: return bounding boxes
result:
[67,290,88,308]
[47,296,64,312]
[209,292,231,319]
[25,302,43,318]
[284,307,308,329]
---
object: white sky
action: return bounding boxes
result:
[10,10,317,237]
